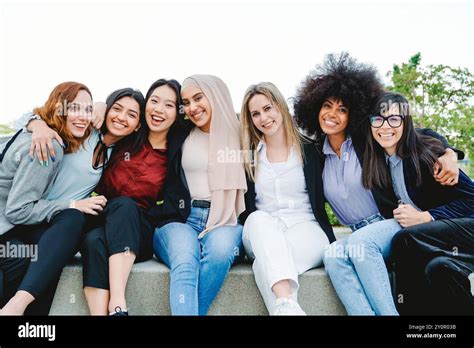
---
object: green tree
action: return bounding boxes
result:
[387,53,474,171]
[0,124,14,135]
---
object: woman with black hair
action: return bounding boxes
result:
[80,79,184,316]
[293,52,461,315]
[363,92,474,315]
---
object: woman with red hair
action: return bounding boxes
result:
[0,82,96,315]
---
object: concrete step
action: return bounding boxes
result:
[49,225,350,315]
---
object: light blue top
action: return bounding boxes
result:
[47,129,112,201]
[322,136,379,225]
[386,154,421,210]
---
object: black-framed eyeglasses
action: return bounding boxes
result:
[369,115,404,128]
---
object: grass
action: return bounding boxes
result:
[0,124,14,135]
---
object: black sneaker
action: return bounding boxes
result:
[110,306,128,316]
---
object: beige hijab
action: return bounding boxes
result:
[182,75,247,238]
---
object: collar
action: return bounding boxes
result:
[385,153,402,167]
[256,139,295,165]
[322,136,352,155]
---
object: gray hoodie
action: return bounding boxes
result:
[0,132,70,235]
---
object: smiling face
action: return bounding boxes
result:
[248,93,284,139]
[318,97,349,136]
[66,89,93,138]
[105,96,141,138]
[181,85,212,132]
[371,103,404,155]
[145,85,178,133]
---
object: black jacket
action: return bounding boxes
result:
[402,155,474,219]
[348,128,465,219]
[145,122,194,228]
[239,140,336,244]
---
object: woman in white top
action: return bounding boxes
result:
[239,82,336,315]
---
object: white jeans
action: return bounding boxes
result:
[243,210,330,314]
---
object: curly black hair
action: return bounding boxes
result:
[293,52,384,140]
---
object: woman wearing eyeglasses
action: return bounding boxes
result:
[363,92,474,315]
[293,52,462,315]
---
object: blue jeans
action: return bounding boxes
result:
[153,207,243,315]
[323,218,402,315]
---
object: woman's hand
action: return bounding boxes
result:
[393,204,432,227]
[433,148,459,186]
[28,120,64,165]
[92,102,107,129]
[70,195,108,215]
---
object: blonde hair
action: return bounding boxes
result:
[240,82,305,182]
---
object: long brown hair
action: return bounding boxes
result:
[33,81,93,153]
[362,92,445,189]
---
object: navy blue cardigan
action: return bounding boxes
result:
[349,128,466,219]
[402,158,474,219]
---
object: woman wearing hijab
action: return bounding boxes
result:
[152,74,247,316]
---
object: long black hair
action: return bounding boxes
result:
[293,52,384,143]
[362,92,445,189]
[98,88,145,168]
[114,79,185,159]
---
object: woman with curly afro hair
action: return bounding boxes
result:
[293,52,461,315]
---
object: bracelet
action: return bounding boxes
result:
[27,114,42,123]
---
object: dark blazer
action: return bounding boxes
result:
[402,156,474,219]
[145,122,194,228]
[240,140,336,244]
[348,128,464,219]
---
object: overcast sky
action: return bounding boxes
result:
[0,0,472,123]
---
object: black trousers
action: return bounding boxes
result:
[0,209,86,314]
[80,196,154,290]
[390,218,474,315]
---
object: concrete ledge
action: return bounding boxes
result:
[50,227,349,315]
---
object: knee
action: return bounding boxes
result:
[152,223,184,256]
[391,228,415,251]
[205,236,242,267]
[106,196,139,215]
[170,251,200,273]
[346,233,376,264]
[245,211,271,226]
[323,241,345,271]
[425,257,454,285]
[55,209,86,230]
[81,230,106,255]
[243,211,272,241]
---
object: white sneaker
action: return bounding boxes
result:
[272,298,307,315]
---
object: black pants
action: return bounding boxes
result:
[0,209,86,314]
[390,218,474,315]
[80,196,154,290]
